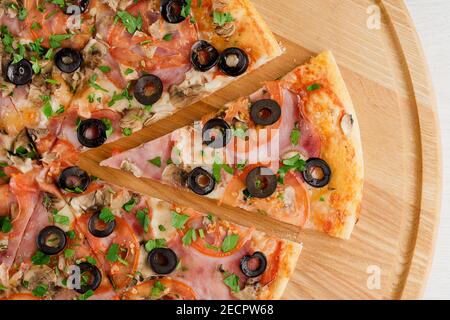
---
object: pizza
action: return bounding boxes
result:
[0,0,364,301]
[101,51,365,239]
[0,164,301,300]
[0,0,282,152]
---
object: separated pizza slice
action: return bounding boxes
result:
[50,0,283,150]
[1,167,117,300]
[101,51,365,239]
[57,174,300,300]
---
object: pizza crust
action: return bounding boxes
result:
[259,241,302,300]
[287,51,364,239]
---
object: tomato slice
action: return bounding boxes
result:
[259,241,283,286]
[177,214,253,258]
[221,168,310,227]
[123,278,196,300]
[76,214,140,290]
[2,293,41,300]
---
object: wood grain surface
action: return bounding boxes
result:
[78,0,441,299]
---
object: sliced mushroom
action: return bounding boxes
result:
[23,265,58,294]
[341,113,354,137]
[212,0,229,11]
[69,188,109,213]
[10,129,38,160]
[232,279,261,300]
[215,22,236,38]
[120,159,143,177]
[161,164,188,187]
[81,38,108,71]
[120,108,153,133]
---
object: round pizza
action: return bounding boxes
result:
[0,0,364,300]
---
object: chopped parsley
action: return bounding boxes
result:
[32,284,48,297]
[171,211,189,230]
[181,0,192,18]
[212,162,233,183]
[66,230,76,239]
[101,118,114,137]
[106,244,128,265]
[18,7,28,21]
[99,207,115,223]
[31,251,50,265]
[30,57,41,74]
[116,11,142,34]
[290,123,301,146]
[213,11,234,26]
[277,154,306,184]
[162,33,173,41]
[122,198,138,212]
[53,213,70,226]
[49,34,72,48]
[0,217,12,233]
[221,234,239,253]
[98,65,111,73]
[136,208,150,232]
[88,74,108,92]
[182,228,197,246]
[158,224,166,232]
[151,280,165,297]
[223,273,240,293]
[31,22,42,30]
[122,127,132,136]
[144,238,166,252]
[307,83,321,92]
[86,256,97,265]
[124,68,134,75]
[64,249,75,259]
[77,289,94,300]
[148,156,162,167]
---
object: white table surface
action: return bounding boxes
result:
[405,0,450,300]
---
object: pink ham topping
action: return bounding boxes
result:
[100,133,172,180]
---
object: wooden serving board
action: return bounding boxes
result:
[79,0,442,299]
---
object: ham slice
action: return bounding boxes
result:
[57,108,123,150]
[168,236,249,300]
[13,194,49,264]
[0,169,40,269]
[100,133,172,180]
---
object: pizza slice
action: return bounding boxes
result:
[49,0,283,150]
[0,167,117,300]
[101,51,365,239]
[55,171,301,300]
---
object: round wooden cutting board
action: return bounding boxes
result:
[79,0,442,299]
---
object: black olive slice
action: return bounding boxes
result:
[302,158,332,188]
[240,252,267,278]
[75,262,102,294]
[161,0,187,24]
[63,0,90,15]
[88,211,116,238]
[6,59,33,85]
[147,248,178,275]
[77,118,107,148]
[250,99,282,126]
[55,48,82,73]
[187,167,215,196]
[202,118,231,149]
[218,47,249,77]
[37,226,67,256]
[133,75,163,106]
[245,167,277,199]
[57,166,91,193]
[190,40,219,72]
